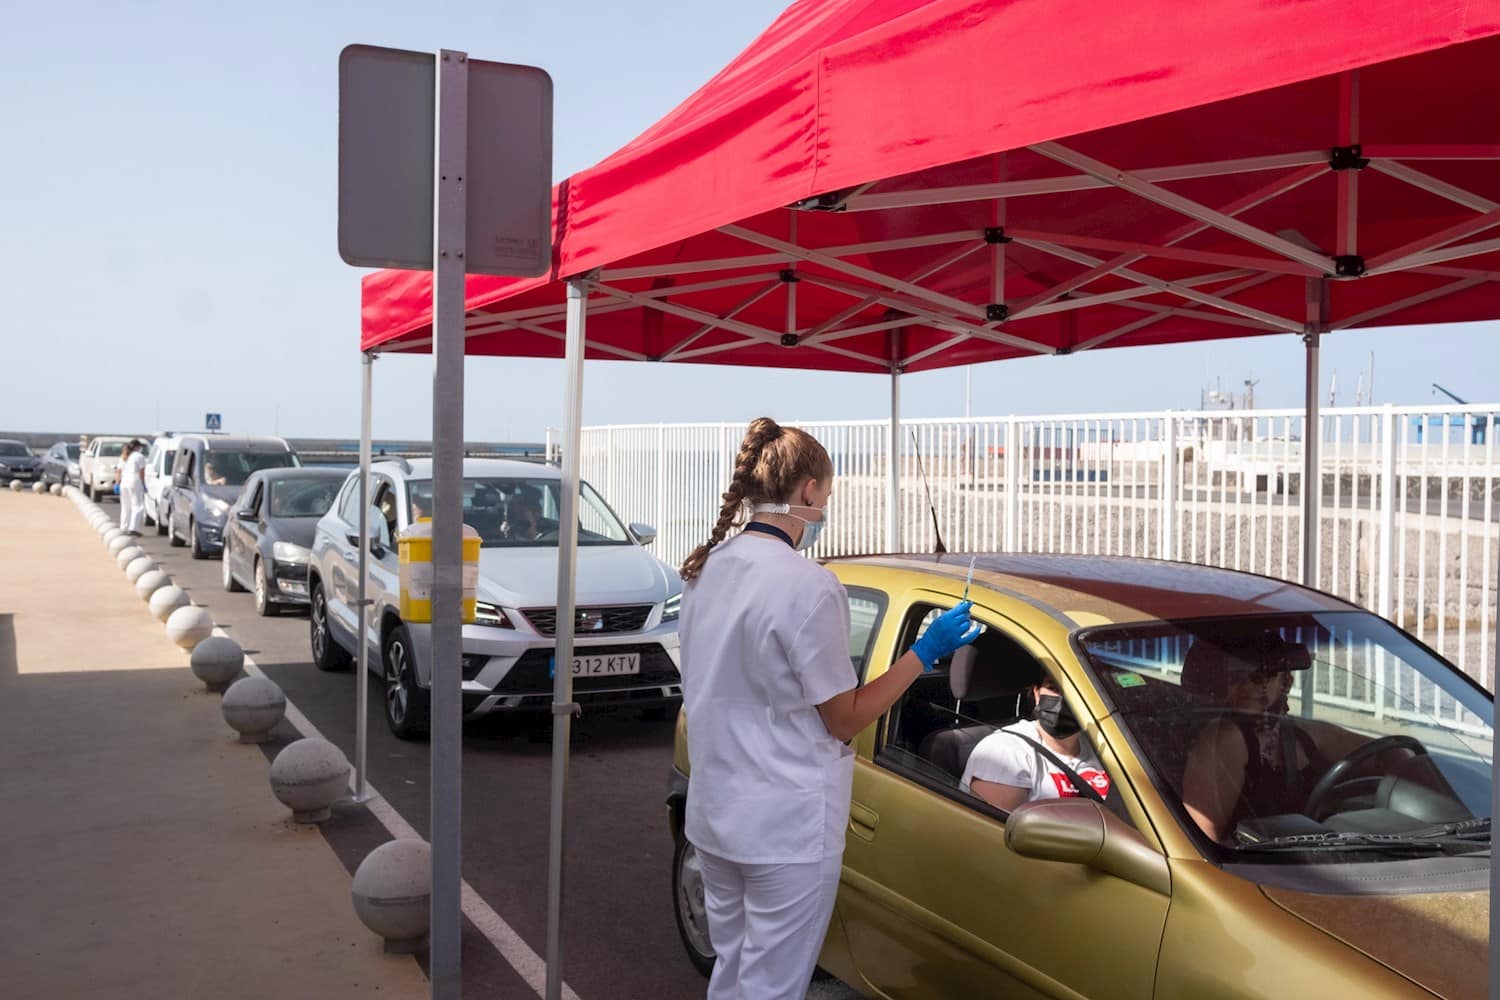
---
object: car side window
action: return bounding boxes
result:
[845,586,888,684]
[373,480,399,542]
[874,605,1046,799]
[245,482,263,515]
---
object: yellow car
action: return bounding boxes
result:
[668,554,1492,998]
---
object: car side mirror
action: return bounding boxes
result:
[236,508,256,522]
[369,507,392,557]
[173,473,190,488]
[1004,799,1170,896]
[630,522,657,546]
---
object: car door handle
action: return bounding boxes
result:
[848,801,879,843]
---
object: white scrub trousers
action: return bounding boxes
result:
[697,848,842,1000]
[119,489,145,534]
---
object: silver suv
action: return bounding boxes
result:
[309,458,683,740]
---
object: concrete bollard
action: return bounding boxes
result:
[190,636,244,692]
[166,605,214,650]
[31,482,45,494]
[125,556,159,583]
[268,738,350,823]
[221,675,286,744]
[107,534,133,556]
[352,839,431,954]
[49,483,61,496]
[8,481,21,492]
[149,585,191,622]
[136,569,171,601]
[115,545,145,570]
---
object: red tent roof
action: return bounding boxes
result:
[361,0,1500,373]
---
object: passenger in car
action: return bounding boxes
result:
[503,495,542,541]
[961,671,1112,811]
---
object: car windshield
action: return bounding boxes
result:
[66,444,80,460]
[1078,611,1492,864]
[269,477,343,518]
[404,477,631,547]
[202,450,299,487]
[97,441,125,457]
[0,443,30,457]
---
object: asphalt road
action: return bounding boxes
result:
[128,522,859,1000]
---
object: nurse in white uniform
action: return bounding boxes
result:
[118,440,148,535]
[679,417,980,1000]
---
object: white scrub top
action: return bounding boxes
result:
[120,451,147,493]
[680,530,858,865]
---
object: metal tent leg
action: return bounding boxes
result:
[546,279,589,1000]
[1301,278,1328,589]
[887,359,902,554]
[355,351,374,802]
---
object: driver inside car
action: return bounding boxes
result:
[503,495,543,541]
[1180,632,1400,844]
[961,670,1113,811]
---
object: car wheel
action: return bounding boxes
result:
[155,505,169,536]
[222,538,246,592]
[383,623,430,741]
[309,581,352,672]
[672,836,716,977]
[189,519,209,560]
[253,559,276,617]
[168,510,185,547]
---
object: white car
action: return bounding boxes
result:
[143,434,180,530]
[309,458,683,740]
[80,436,132,502]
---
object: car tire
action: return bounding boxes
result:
[189,518,209,560]
[672,836,717,978]
[155,506,169,536]
[168,510,185,547]
[309,581,352,673]
[222,539,245,592]
[253,559,276,617]
[383,623,430,741]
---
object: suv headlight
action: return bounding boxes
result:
[203,497,230,518]
[272,541,310,564]
[662,593,682,623]
[474,601,515,628]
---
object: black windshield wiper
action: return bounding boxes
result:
[1234,829,1488,854]
[1409,817,1490,841]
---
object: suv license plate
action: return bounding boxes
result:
[572,653,640,677]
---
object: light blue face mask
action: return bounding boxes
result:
[751,502,829,551]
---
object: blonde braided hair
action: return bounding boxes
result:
[679,417,833,582]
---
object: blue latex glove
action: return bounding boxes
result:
[910,601,982,671]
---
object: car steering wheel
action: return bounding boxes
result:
[1304,735,1426,821]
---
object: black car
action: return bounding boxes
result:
[0,440,42,483]
[222,467,347,616]
[40,442,82,487]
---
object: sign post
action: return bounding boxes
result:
[339,43,551,999]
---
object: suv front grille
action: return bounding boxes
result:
[500,643,679,694]
[521,605,653,636]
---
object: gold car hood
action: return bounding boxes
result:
[1261,885,1487,999]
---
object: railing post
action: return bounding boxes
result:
[1004,417,1020,551]
[655,424,666,547]
[1161,412,1178,561]
[1378,404,1397,621]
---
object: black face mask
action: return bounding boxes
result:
[1035,693,1082,739]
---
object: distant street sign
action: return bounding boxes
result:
[337,44,553,277]
[205,413,222,431]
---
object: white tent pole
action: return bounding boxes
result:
[429,47,469,1000]
[887,329,902,553]
[355,351,373,802]
[1301,278,1328,590]
[546,278,589,1000]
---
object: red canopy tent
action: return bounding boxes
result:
[354,2,1500,994]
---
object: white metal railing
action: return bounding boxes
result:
[581,405,1500,699]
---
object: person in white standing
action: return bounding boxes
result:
[117,439,148,536]
[678,417,980,1000]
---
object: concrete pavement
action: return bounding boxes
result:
[0,489,428,1000]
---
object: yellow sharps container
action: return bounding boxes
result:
[398,518,481,624]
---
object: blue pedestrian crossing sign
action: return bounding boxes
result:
[205,413,222,431]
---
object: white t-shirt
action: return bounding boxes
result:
[680,530,858,864]
[960,719,1112,802]
[120,451,147,493]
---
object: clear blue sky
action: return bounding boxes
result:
[2,0,1495,443]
